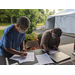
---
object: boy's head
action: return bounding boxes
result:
[16,16,30,33]
[51,28,62,38]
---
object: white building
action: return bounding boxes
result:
[45,9,75,34]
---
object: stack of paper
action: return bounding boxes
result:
[10,52,34,63]
[42,49,58,54]
[36,53,54,65]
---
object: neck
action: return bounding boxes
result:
[14,24,19,32]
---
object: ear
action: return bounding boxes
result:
[16,24,20,30]
[16,24,19,27]
[52,30,54,33]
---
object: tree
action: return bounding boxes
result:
[44,9,56,24]
[37,9,45,23]
[58,9,64,11]
[52,9,55,14]
[23,9,38,34]
[0,9,7,22]
[5,9,20,24]
[0,9,38,34]
[44,9,49,23]
[38,9,44,14]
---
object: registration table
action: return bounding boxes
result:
[20,43,75,65]
[0,43,75,65]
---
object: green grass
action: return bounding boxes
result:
[0,23,11,26]
[0,29,4,37]
[0,23,45,26]
[37,23,44,26]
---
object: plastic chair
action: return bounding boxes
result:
[26,41,39,49]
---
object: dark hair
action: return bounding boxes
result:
[17,16,30,28]
[53,28,62,37]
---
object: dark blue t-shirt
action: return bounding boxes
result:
[0,24,25,57]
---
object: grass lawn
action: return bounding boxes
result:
[0,29,4,37]
[0,23,12,26]
[37,23,44,26]
[0,23,45,26]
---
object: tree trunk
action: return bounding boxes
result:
[11,15,13,24]
[10,9,13,24]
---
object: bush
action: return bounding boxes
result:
[25,33,37,43]
[38,33,43,42]
[26,22,36,34]
[25,33,43,48]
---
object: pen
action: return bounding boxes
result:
[5,57,9,65]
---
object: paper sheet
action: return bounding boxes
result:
[10,52,34,63]
[36,53,54,65]
[42,49,58,54]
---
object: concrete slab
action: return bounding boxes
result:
[60,35,75,45]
